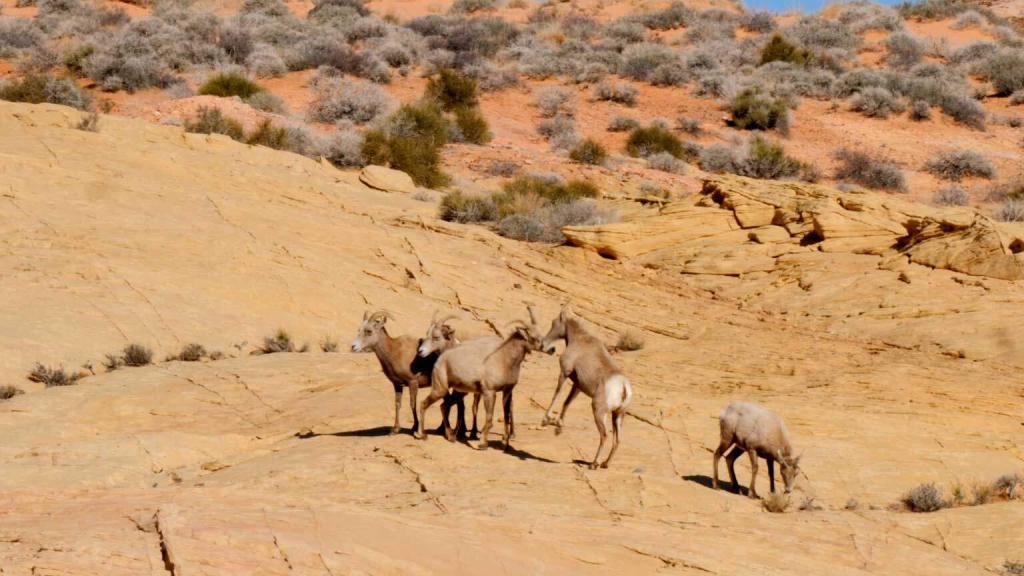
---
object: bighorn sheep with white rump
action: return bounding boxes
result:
[350,310,466,435]
[713,401,801,499]
[416,306,545,450]
[540,305,633,470]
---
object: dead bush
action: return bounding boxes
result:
[28,363,83,387]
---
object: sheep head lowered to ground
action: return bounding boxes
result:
[713,401,801,499]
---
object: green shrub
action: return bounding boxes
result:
[63,44,95,77]
[246,118,289,150]
[438,190,498,222]
[453,106,491,144]
[362,103,450,187]
[569,138,607,165]
[498,175,598,209]
[760,34,810,66]
[426,68,478,111]
[185,107,245,141]
[626,125,683,158]
[730,87,790,135]
[743,137,803,180]
[0,73,88,109]
[199,72,264,99]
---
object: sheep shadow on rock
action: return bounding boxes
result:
[297,425,447,439]
[683,474,749,496]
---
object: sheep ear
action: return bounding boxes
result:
[441,325,455,338]
[794,454,802,468]
[362,310,369,321]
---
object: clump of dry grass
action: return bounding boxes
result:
[615,331,645,352]
[799,496,823,511]
[763,491,791,513]
[0,385,24,400]
[259,329,309,354]
[168,343,207,362]
[320,336,339,352]
[902,482,948,512]
[103,343,154,370]
[28,363,83,387]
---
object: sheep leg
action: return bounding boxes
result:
[589,404,609,470]
[712,440,733,490]
[747,449,760,499]
[454,393,468,440]
[470,393,480,440]
[767,456,776,494]
[725,446,744,493]
[600,409,624,469]
[416,378,448,440]
[391,384,403,435]
[542,372,568,426]
[440,394,456,442]
[408,382,420,436]
[476,389,497,451]
[554,385,581,436]
[504,390,515,441]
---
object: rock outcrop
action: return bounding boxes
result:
[359,164,417,194]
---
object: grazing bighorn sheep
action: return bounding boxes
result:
[416,306,544,450]
[350,310,465,435]
[713,401,801,499]
[540,305,633,470]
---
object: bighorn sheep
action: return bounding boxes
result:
[416,306,545,450]
[712,401,801,499]
[350,310,466,435]
[540,305,633,470]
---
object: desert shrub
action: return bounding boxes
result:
[498,199,617,243]
[28,364,82,387]
[761,34,810,67]
[321,129,365,167]
[885,32,924,69]
[741,11,776,33]
[533,86,575,118]
[308,77,392,124]
[607,116,640,132]
[426,68,478,111]
[951,41,997,64]
[909,99,932,120]
[76,111,99,132]
[171,343,208,362]
[699,144,744,174]
[0,18,43,51]
[993,473,1023,500]
[287,35,387,82]
[450,0,495,13]
[185,107,245,141]
[615,331,645,351]
[0,74,88,109]
[439,190,498,222]
[898,0,988,20]
[569,138,607,165]
[537,113,576,138]
[246,43,288,77]
[902,483,948,512]
[246,119,289,149]
[647,151,686,174]
[498,175,598,209]
[320,336,339,352]
[838,2,904,32]
[983,49,1024,96]
[834,148,906,191]
[996,200,1024,221]
[925,149,995,181]
[933,184,969,205]
[260,329,308,353]
[833,68,889,98]
[246,90,285,113]
[199,72,263,99]
[1006,561,1024,575]
[742,137,803,179]
[484,159,519,177]
[939,94,985,130]
[626,125,683,158]
[850,86,905,118]
[675,116,701,135]
[452,106,491,144]
[464,61,519,91]
[121,343,153,367]
[406,14,517,62]
[787,15,861,53]
[0,385,23,400]
[730,87,790,134]
[641,1,691,30]
[1010,91,1024,105]
[620,42,677,82]
[363,103,449,187]
[763,492,791,513]
[951,9,983,28]
[498,213,547,241]
[593,80,638,106]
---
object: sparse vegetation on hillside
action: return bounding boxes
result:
[925,149,995,181]
[28,363,82,387]
[0,385,24,400]
[700,137,815,182]
[199,72,263,99]
[903,482,948,512]
[569,138,607,166]
[0,73,88,109]
[729,87,790,135]
[307,77,392,124]
[362,103,449,187]
[259,329,308,354]
[626,125,684,159]
[760,34,810,67]
[185,107,245,141]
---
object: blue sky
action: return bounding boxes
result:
[744,0,901,13]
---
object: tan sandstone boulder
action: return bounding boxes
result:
[359,165,416,194]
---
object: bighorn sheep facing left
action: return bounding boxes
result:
[350,310,465,435]
[713,401,801,499]
[416,306,545,450]
[540,305,633,470]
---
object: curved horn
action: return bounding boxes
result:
[436,313,459,326]
[368,310,394,324]
[525,303,538,325]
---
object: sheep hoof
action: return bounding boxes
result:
[390,427,401,435]
[599,462,609,469]
[588,462,599,470]
[554,426,564,436]
[475,441,489,451]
